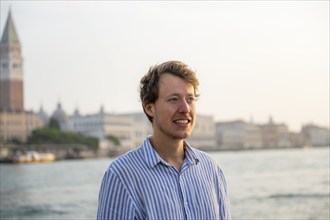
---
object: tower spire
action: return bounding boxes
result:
[1,8,20,44]
[0,8,24,111]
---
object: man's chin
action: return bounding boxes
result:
[172,131,192,140]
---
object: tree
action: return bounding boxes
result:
[9,137,23,145]
[106,135,121,147]
[48,117,60,129]
[27,128,99,150]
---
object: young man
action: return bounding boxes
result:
[97,60,231,219]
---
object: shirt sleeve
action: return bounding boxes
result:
[218,168,231,220]
[97,169,136,220]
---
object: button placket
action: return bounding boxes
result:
[178,173,191,219]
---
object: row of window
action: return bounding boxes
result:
[1,134,24,139]
[0,120,41,126]
[1,63,21,69]
[0,121,24,126]
[72,121,131,128]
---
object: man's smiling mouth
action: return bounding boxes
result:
[173,119,191,125]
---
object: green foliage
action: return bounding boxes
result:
[106,135,121,146]
[27,128,99,150]
[48,117,60,129]
[8,137,24,145]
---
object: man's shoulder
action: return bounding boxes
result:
[191,147,214,160]
[190,147,219,167]
[108,146,144,173]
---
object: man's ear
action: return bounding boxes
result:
[144,103,155,118]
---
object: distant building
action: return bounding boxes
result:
[37,106,50,125]
[289,132,303,148]
[0,9,44,143]
[68,107,104,139]
[25,111,45,138]
[301,124,330,147]
[51,105,134,150]
[0,111,26,142]
[189,114,217,150]
[119,112,152,148]
[0,10,24,112]
[51,103,70,131]
[216,120,262,150]
[245,122,263,149]
[260,116,291,148]
[215,117,328,149]
[0,110,45,142]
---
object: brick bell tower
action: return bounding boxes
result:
[0,9,24,112]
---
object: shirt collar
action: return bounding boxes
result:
[184,141,199,166]
[142,137,199,169]
[142,137,161,168]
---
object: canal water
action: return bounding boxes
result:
[1,147,329,219]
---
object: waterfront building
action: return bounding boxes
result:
[0,110,45,142]
[301,124,330,147]
[189,114,217,150]
[25,111,46,138]
[119,112,152,148]
[216,120,262,150]
[0,111,26,142]
[37,106,50,125]
[0,10,44,143]
[51,103,70,131]
[216,120,244,150]
[245,122,263,149]
[51,105,134,150]
[68,107,104,139]
[260,116,291,148]
[0,10,23,112]
[289,132,303,148]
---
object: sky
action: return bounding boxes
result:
[0,1,329,132]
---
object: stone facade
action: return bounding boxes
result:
[216,120,262,150]
[0,80,24,112]
[0,10,24,112]
[260,117,291,148]
[0,110,45,142]
[189,114,217,150]
[0,10,44,143]
[0,111,26,142]
[301,124,330,147]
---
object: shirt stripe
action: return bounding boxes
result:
[97,137,231,220]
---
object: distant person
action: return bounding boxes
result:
[97,60,231,219]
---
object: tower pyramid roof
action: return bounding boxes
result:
[1,9,20,44]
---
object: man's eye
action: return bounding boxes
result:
[168,98,178,103]
[187,97,195,103]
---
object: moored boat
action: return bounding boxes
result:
[12,151,56,163]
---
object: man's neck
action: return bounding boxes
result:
[150,135,185,171]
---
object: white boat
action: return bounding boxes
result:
[12,151,55,163]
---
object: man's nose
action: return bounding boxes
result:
[178,99,190,113]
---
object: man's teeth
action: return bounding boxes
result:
[175,120,189,124]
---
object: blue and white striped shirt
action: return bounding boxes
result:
[97,138,231,220]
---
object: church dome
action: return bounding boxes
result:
[38,106,49,124]
[73,108,80,117]
[51,103,68,123]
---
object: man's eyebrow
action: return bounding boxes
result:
[166,93,196,98]
[165,93,179,98]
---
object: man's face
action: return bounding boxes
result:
[145,73,196,140]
